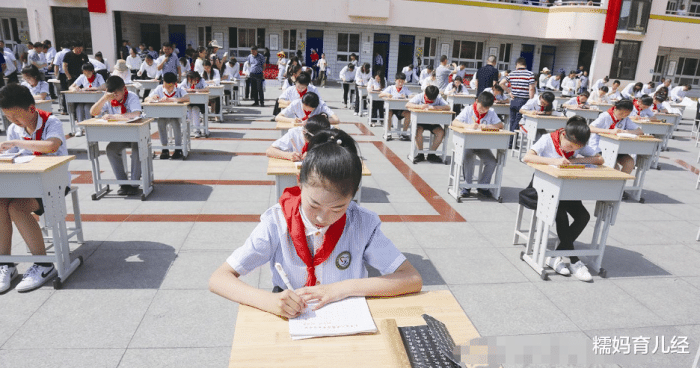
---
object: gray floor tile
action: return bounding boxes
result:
[0,289,54,347]
[3,290,156,349]
[128,290,237,348]
[160,250,242,290]
[107,222,195,249]
[375,222,422,250]
[613,277,700,324]
[408,223,494,248]
[615,244,700,277]
[117,347,230,368]
[0,348,124,368]
[424,247,529,284]
[180,222,259,251]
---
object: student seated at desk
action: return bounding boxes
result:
[642,81,655,96]
[419,64,433,85]
[451,91,504,198]
[367,71,386,122]
[89,76,144,196]
[589,86,610,104]
[278,73,318,109]
[590,76,608,92]
[379,72,412,140]
[655,78,671,93]
[607,80,622,101]
[20,65,49,101]
[443,76,467,115]
[69,62,106,136]
[632,95,655,118]
[401,64,419,84]
[266,115,331,161]
[652,93,672,114]
[520,91,555,116]
[222,58,239,81]
[620,82,643,100]
[545,73,561,92]
[405,85,451,164]
[276,92,339,125]
[421,71,439,92]
[202,60,221,120]
[0,84,68,292]
[561,71,577,97]
[670,84,691,103]
[180,71,208,139]
[209,129,423,318]
[563,90,590,109]
[484,85,509,104]
[523,116,604,282]
[145,72,189,159]
[587,99,643,175]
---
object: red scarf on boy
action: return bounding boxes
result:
[87,74,97,88]
[279,186,347,287]
[301,109,313,121]
[22,109,51,156]
[423,95,434,104]
[110,89,129,114]
[472,102,486,124]
[632,99,642,116]
[551,128,575,159]
[607,107,620,129]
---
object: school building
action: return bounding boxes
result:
[3,0,700,94]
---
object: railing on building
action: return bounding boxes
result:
[617,0,651,33]
[484,0,603,6]
[666,0,700,17]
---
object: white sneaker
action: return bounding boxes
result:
[194,130,202,138]
[16,264,57,292]
[545,256,571,276]
[74,130,83,137]
[569,261,593,282]
[353,112,358,116]
[0,265,19,293]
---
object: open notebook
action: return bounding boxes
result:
[288,296,377,340]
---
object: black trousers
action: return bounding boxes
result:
[371,100,385,120]
[245,78,251,99]
[354,84,366,113]
[342,83,355,105]
[58,73,68,111]
[555,200,590,264]
[509,97,529,147]
[249,73,264,105]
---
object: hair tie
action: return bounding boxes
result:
[337,139,342,145]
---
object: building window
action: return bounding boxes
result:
[609,40,640,80]
[498,43,512,71]
[236,28,258,58]
[283,29,296,55]
[452,40,483,69]
[651,55,665,82]
[337,33,359,62]
[618,0,651,33]
[51,7,92,54]
[423,37,437,67]
[674,57,700,86]
[198,26,211,48]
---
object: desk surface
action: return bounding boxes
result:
[629,117,673,126]
[407,108,455,115]
[62,90,104,95]
[528,163,635,180]
[267,158,371,176]
[382,97,410,101]
[77,117,154,128]
[522,112,567,120]
[598,132,662,143]
[0,155,74,173]
[274,121,340,130]
[450,126,515,136]
[565,106,601,112]
[229,290,480,368]
[142,101,191,107]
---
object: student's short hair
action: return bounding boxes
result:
[599,86,609,93]
[73,41,84,48]
[615,99,634,112]
[660,77,665,82]
[640,95,654,106]
[0,84,35,110]
[21,65,42,80]
[361,63,371,73]
[296,73,311,86]
[579,90,590,98]
[477,91,495,108]
[426,64,434,71]
[305,115,331,138]
[424,85,440,100]
[33,42,44,49]
[540,91,555,105]
[43,39,51,46]
[603,76,609,82]
[162,72,178,84]
[145,54,154,61]
[301,92,320,109]
[163,42,172,48]
[395,72,406,81]
[95,51,103,58]
[347,63,355,70]
[568,70,576,75]
[613,80,621,85]
[686,84,693,91]
[440,55,448,62]
[653,93,666,102]
[407,64,414,69]
[301,128,362,197]
[515,57,527,66]
[186,71,201,81]
[250,45,258,51]
[505,69,511,74]
[492,84,504,93]
[564,116,591,146]
[460,62,467,67]
[633,82,644,90]
[105,76,126,92]
[647,81,655,88]
[81,63,95,72]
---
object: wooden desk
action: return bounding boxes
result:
[520,113,568,153]
[564,106,603,121]
[382,98,410,140]
[553,96,570,110]
[267,158,371,203]
[275,120,340,136]
[598,133,661,203]
[448,126,515,202]
[142,102,191,158]
[445,94,476,113]
[78,118,155,200]
[654,112,682,135]
[137,79,160,100]
[229,290,480,368]
[208,85,225,122]
[187,91,211,137]
[408,108,455,164]
[521,163,634,279]
[62,90,105,135]
[631,117,673,169]
[0,156,82,288]
[670,103,686,116]
[590,102,612,112]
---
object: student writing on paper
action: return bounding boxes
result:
[69,62,106,137]
[0,84,69,293]
[367,71,386,123]
[379,72,412,140]
[20,65,49,101]
[632,95,655,118]
[587,99,643,175]
[563,91,590,109]
[180,71,208,139]
[210,129,422,318]
[266,115,331,162]
[523,116,604,282]
[276,92,339,125]
[145,72,190,160]
[405,85,451,164]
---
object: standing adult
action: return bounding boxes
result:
[309,49,320,78]
[501,57,535,145]
[435,55,455,91]
[373,51,383,72]
[157,42,181,82]
[2,44,18,85]
[120,40,130,60]
[62,42,89,87]
[475,55,500,96]
[317,53,327,87]
[0,51,5,88]
[247,45,266,106]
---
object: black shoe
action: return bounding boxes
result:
[412,154,426,164]
[400,134,411,141]
[251,103,260,106]
[477,189,493,197]
[159,149,170,160]
[126,186,140,195]
[460,189,471,198]
[260,103,265,107]
[171,149,184,160]
[622,192,629,200]
[426,154,443,163]
[117,185,131,195]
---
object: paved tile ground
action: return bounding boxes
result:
[0,81,699,367]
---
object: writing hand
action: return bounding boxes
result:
[272,289,307,319]
[297,284,345,310]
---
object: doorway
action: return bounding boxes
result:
[373,33,390,78]
[538,45,556,73]
[520,44,535,71]
[140,23,161,51]
[577,40,595,72]
[305,29,323,67]
[169,25,186,56]
[397,35,415,75]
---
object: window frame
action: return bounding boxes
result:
[451,39,484,70]
[51,7,93,54]
[336,32,360,63]
[609,40,641,80]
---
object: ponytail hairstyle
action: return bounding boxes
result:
[374,70,386,89]
[179,57,187,68]
[196,46,206,60]
[202,60,213,80]
[300,128,362,197]
[540,91,555,112]
[452,75,463,92]
[304,115,332,141]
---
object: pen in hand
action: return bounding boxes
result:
[275,262,295,291]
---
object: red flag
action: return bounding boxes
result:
[602,0,623,44]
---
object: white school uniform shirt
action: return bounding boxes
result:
[203,69,221,85]
[194,58,205,76]
[242,61,251,78]
[468,77,478,90]
[590,78,606,92]
[587,111,640,152]
[532,132,597,159]
[148,85,188,99]
[74,73,105,89]
[277,57,288,76]
[408,93,448,107]
[279,85,320,102]
[561,76,576,96]
[126,55,141,70]
[455,104,501,126]
[89,58,107,72]
[655,83,671,93]
[280,99,335,120]
[642,84,655,95]
[633,105,654,118]
[608,89,622,101]
[21,81,49,97]
[223,63,240,80]
[401,66,419,83]
[444,83,467,95]
[419,69,431,84]
[318,58,327,71]
[3,50,17,76]
[455,68,468,80]
[564,96,589,107]
[656,101,673,113]
[7,113,68,158]
[546,77,560,91]
[539,74,549,89]
[421,77,440,91]
[382,85,411,99]
[112,69,132,83]
[483,88,507,101]
[138,61,160,79]
[28,49,46,72]
[589,92,610,104]
[271,126,305,153]
[45,47,56,66]
[53,48,70,74]
[354,69,372,86]
[521,97,546,112]
[179,79,207,90]
[338,66,355,82]
[100,90,142,115]
[620,83,640,99]
[226,201,406,290]
[670,86,686,102]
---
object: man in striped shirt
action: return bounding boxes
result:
[501,57,535,146]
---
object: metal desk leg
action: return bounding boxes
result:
[139,134,154,200]
[383,103,391,141]
[182,116,191,159]
[493,149,506,202]
[88,141,110,200]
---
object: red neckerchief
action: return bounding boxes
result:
[22,110,51,156]
[423,95,434,104]
[472,102,486,124]
[301,142,309,154]
[540,104,545,112]
[279,186,347,287]
[164,88,177,98]
[298,88,307,99]
[396,86,402,94]
[110,89,129,114]
[551,129,575,159]
[652,103,658,112]
[576,96,581,105]
[87,74,96,88]
[190,83,196,89]
[633,99,642,115]
[301,109,313,121]
[607,107,620,129]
